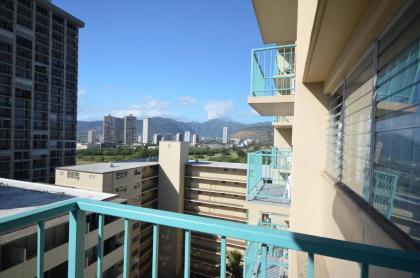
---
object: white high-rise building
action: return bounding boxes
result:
[184,131,192,143]
[142,118,150,145]
[87,129,95,144]
[192,134,199,146]
[137,135,142,144]
[222,126,228,144]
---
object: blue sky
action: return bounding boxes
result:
[54,0,268,123]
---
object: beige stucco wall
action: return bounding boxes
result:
[245,201,290,227]
[288,0,411,277]
[157,141,189,277]
[55,170,105,191]
[274,127,292,148]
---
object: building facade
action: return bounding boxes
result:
[55,161,159,277]
[0,179,125,277]
[0,0,84,183]
[222,126,228,144]
[103,114,123,145]
[184,161,248,276]
[87,129,95,144]
[248,0,420,277]
[184,131,191,143]
[152,134,162,145]
[123,114,136,145]
[175,132,184,142]
[191,134,199,146]
[142,118,149,145]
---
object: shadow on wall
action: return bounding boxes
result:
[157,169,184,277]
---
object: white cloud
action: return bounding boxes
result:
[111,97,171,118]
[204,100,234,120]
[179,96,197,105]
[78,88,87,97]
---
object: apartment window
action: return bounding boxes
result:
[116,171,127,180]
[134,168,141,175]
[89,174,96,179]
[115,186,127,193]
[326,86,344,180]
[132,222,140,230]
[373,6,420,230]
[342,48,375,199]
[131,235,139,244]
[326,3,420,244]
[67,171,79,179]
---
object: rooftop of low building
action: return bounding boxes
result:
[56,161,159,174]
[0,178,115,218]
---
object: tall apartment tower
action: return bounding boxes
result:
[222,126,228,144]
[0,0,84,183]
[142,117,149,145]
[192,134,199,146]
[87,129,95,144]
[123,114,136,145]
[103,114,123,144]
[175,132,183,142]
[184,130,191,143]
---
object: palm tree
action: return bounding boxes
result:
[227,250,243,278]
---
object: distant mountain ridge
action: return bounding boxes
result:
[77,117,273,143]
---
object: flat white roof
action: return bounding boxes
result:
[0,178,115,218]
[187,161,247,170]
[56,161,159,174]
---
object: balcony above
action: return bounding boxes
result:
[252,0,297,44]
[246,148,292,204]
[248,45,295,116]
[272,116,293,129]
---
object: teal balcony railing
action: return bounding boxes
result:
[251,45,296,97]
[1,198,420,278]
[247,148,292,203]
[245,221,289,277]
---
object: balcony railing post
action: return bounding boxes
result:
[96,214,104,278]
[184,230,191,277]
[68,209,86,278]
[307,253,314,278]
[361,263,369,278]
[152,224,159,278]
[36,220,44,278]
[261,244,268,278]
[123,219,131,278]
[220,236,227,278]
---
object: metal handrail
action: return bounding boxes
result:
[251,44,296,97]
[1,198,420,278]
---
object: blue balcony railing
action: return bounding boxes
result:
[245,221,289,277]
[246,148,292,203]
[1,198,420,278]
[251,45,296,97]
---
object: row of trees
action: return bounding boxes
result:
[77,146,158,162]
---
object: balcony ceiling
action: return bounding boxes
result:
[303,0,405,94]
[252,0,297,44]
[248,95,295,116]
